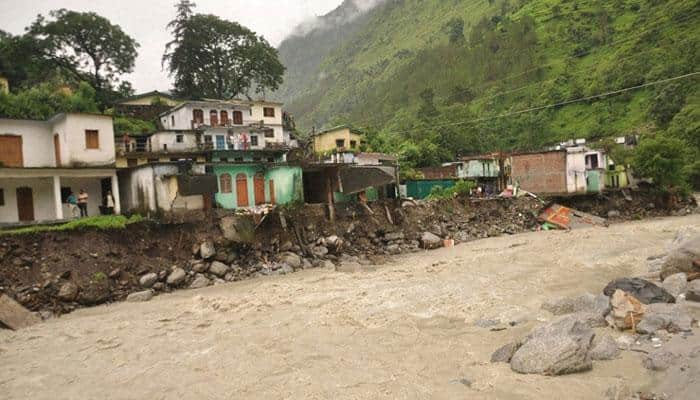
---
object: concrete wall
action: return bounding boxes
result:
[510,151,567,194]
[53,114,115,167]
[213,164,302,209]
[149,131,198,152]
[460,160,500,178]
[0,178,56,222]
[120,164,204,213]
[0,119,54,167]
[566,149,587,194]
[313,128,362,153]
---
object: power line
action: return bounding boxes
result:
[333,11,698,130]
[378,71,700,137]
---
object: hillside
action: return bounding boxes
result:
[277,0,699,168]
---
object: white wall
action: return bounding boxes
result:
[150,131,198,152]
[121,164,203,213]
[0,178,57,222]
[0,119,55,167]
[566,149,587,193]
[55,114,115,167]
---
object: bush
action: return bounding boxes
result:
[632,136,690,193]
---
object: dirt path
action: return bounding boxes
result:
[2,215,699,399]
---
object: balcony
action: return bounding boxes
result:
[115,142,206,155]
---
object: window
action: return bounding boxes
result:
[233,111,243,125]
[263,107,275,117]
[193,109,204,124]
[163,144,168,151]
[0,188,4,206]
[171,116,175,126]
[219,173,232,193]
[335,139,345,149]
[264,129,274,138]
[176,134,184,143]
[585,154,599,169]
[210,110,219,127]
[85,130,99,149]
[250,135,259,146]
[220,111,229,126]
[350,140,357,149]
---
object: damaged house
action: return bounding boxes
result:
[0,113,121,223]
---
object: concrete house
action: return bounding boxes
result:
[158,100,285,151]
[0,113,120,223]
[312,126,362,153]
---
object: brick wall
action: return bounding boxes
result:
[510,151,567,194]
[418,165,457,179]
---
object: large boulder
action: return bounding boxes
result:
[662,273,688,298]
[636,303,694,334]
[542,293,610,316]
[220,215,256,243]
[491,342,521,363]
[208,261,229,277]
[603,278,675,304]
[57,282,79,301]
[127,290,154,302]
[687,280,700,302]
[589,334,620,361]
[139,273,159,288]
[420,232,442,249]
[189,274,211,289]
[200,242,216,260]
[606,289,646,330]
[279,252,302,269]
[660,234,700,280]
[510,315,595,375]
[166,268,187,286]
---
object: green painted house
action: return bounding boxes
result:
[213,163,303,209]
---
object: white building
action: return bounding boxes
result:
[157,100,285,151]
[0,113,120,223]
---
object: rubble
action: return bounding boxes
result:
[636,303,694,334]
[643,349,679,371]
[603,278,675,304]
[607,289,645,330]
[541,293,609,316]
[589,334,620,361]
[166,268,187,286]
[510,314,595,375]
[139,273,159,288]
[661,273,687,298]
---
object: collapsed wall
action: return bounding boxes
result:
[0,189,695,316]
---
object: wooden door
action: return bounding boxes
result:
[0,135,23,167]
[269,180,276,205]
[16,187,34,221]
[235,174,249,207]
[254,174,265,205]
[233,111,243,125]
[53,134,61,166]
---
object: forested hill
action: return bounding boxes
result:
[276,0,699,169]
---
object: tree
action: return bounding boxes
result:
[0,30,57,90]
[444,18,465,44]
[29,9,139,96]
[163,1,285,99]
[632,136,689,192]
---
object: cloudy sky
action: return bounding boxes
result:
[0,0,342,92]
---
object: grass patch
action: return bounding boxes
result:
[0,215,144,236]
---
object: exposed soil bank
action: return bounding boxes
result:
[0,188,695,315]
[1,215,699,399]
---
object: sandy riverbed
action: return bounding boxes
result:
[2,214,699,399]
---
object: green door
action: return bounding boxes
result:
[587,170,600,193]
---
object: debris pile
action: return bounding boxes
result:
[492,230,700,379]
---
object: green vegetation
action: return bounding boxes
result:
[163,0,284,99]
[278,0,699,188]
[0,215,144,236]
[427,180,476,200]
[113,116,157,136]
[0,81,99,120]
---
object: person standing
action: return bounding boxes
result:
[105,190,115,215]
[66,191,79,218]
[77,189,89,217]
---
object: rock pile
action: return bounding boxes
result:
[494,271,698,376]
